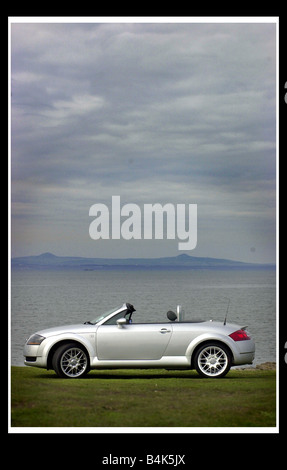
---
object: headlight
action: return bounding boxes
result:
[26,334,45,345]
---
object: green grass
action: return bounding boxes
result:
[10,366,276,428]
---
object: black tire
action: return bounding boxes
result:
[52,342,90,378]
[194,342,231,378]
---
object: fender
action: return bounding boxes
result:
[185,332,236,359]
[42,332,97,361]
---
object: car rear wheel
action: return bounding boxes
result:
[194,342,231,378]
[52,342,89,378]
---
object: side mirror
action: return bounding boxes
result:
[117,318,127,328]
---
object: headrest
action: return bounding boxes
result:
[167,310,177,321]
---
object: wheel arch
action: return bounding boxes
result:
[190,339,234,369]
[47,339,90,370]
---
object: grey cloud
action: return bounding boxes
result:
[11,21,276,262]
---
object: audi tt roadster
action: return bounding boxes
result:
[23,302,255,378]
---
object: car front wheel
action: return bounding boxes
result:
[52,342,90,378]
[194,342,231,378]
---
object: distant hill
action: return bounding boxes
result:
[11,252,274,270]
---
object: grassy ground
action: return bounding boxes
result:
[10,366,276,428]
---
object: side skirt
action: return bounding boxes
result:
[89,356,190,369]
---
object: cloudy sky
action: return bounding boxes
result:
[10,18,277,263]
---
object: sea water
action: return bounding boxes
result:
[10,267,276,367]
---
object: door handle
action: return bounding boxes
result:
[160,328,171,333]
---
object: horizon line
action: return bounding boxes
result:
[11,251,275,266]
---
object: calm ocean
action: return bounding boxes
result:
[10,267,276,367]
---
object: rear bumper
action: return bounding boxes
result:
[233,351,255,365]
[232,339,255,365]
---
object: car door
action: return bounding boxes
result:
[96,323,173,360]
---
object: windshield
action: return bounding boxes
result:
[87,305,123,325]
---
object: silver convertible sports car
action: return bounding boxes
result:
[23,302,255,379]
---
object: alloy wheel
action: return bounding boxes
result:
[60,347,88,378]
[197,345,229,377]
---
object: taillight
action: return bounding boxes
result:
[229,329,251,341]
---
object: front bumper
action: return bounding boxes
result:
[23,343,47,368]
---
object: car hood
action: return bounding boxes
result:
[35,323,97,338]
